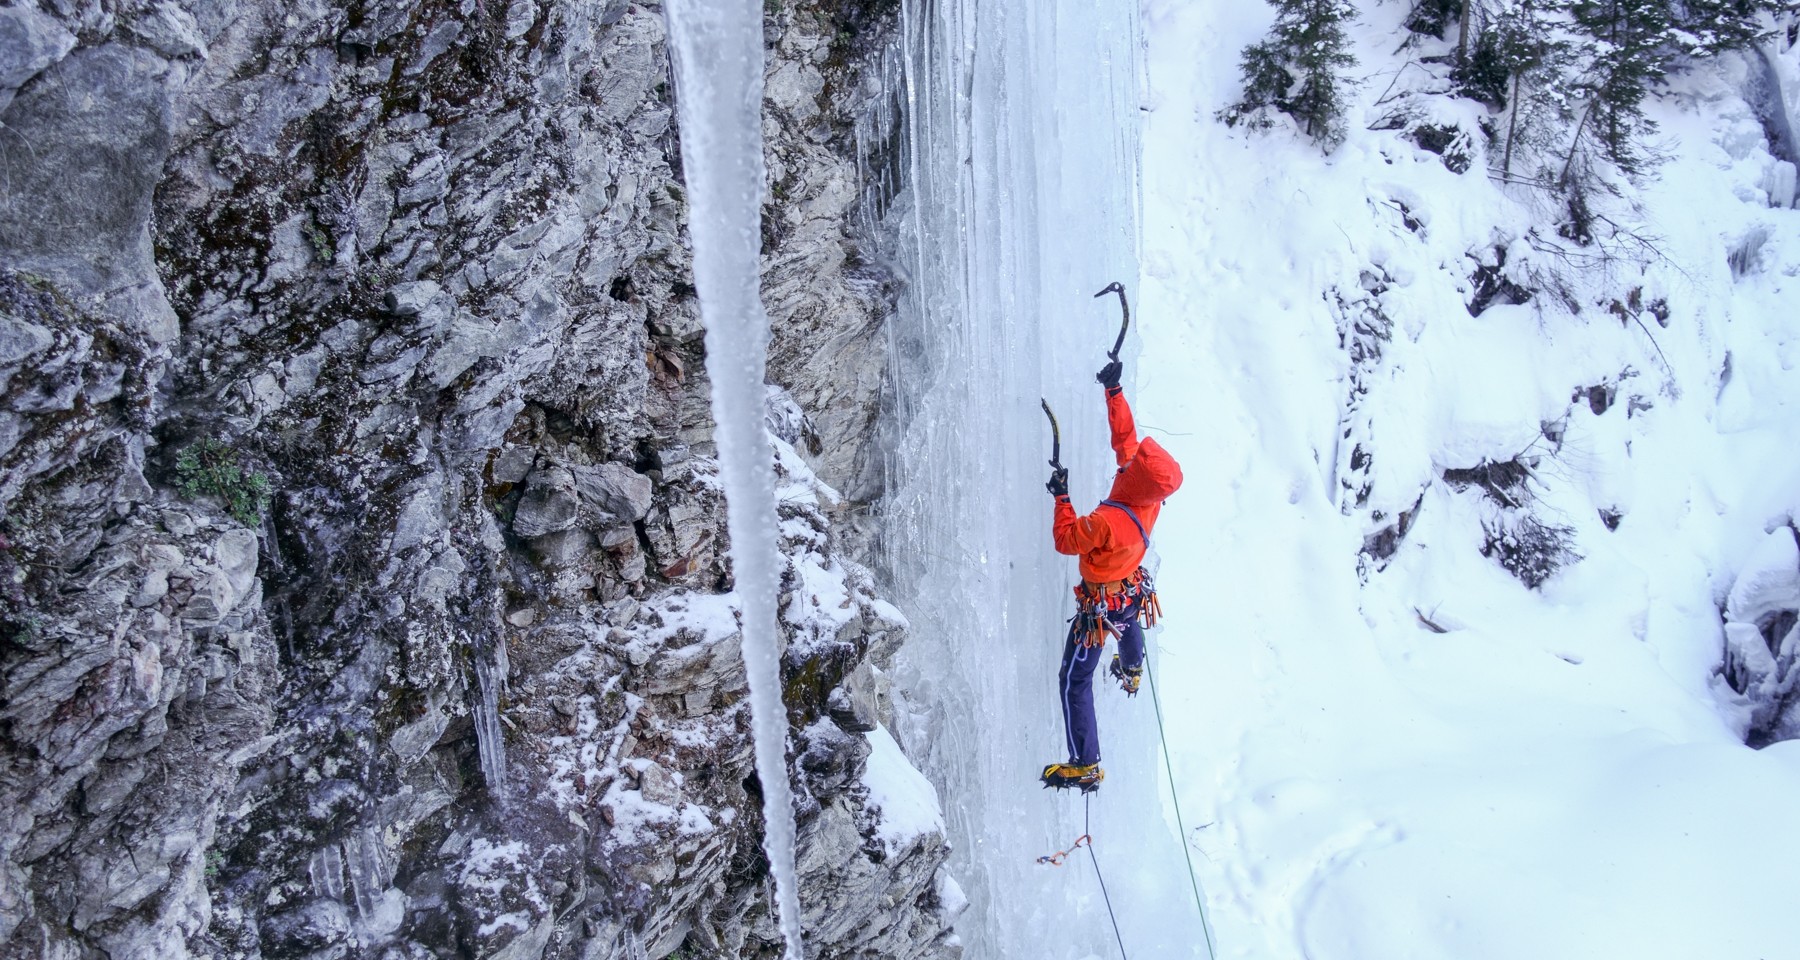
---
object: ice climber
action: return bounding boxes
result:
[1040,357,1183,792]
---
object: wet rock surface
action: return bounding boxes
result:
[0,1,953,958]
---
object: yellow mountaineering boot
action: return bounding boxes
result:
[1040,762,1105,792]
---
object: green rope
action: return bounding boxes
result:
[1145,655,1218,959]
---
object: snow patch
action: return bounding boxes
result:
[860,724,943,855]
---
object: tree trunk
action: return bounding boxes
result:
[1459,0,1473,64]
[1560,98,1599,187]
[1503,70,1520,178]
[1609,6,1622,162]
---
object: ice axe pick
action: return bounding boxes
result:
[1094,282,1131,361]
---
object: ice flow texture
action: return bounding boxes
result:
[661,1,805,957]
[865,1,1201,957]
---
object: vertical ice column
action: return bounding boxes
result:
[870,0,1150,956]
[471,642,507,793]
[662,2,805,958]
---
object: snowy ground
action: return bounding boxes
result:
[1111,3,1800,959]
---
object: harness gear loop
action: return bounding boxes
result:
[1034,833,1092,867]
[1071,566,1160,647]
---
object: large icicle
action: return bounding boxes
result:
[662,2,805,957]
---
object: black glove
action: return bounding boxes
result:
[1046,467,1069,497]
[1096,360,1123,390]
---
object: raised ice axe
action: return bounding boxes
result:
[1094,281,1131,361]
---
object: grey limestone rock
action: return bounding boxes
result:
[0,6,75,111]
[0,45,175,314]
[260,899,353,957]
[574,462,655,523]
[125,3,208,61]
[0,0,953,958]
[514,466,582,539]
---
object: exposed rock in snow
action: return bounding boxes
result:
[1720,526,1800,746]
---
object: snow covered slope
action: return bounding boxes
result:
[1129,2,1800,959]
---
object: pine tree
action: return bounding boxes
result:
[1405,0,1463,37]
[1455,18,1514,105]
[1567,0,1676,175]
[1475,0,1794,211]
[1671,0,1783,54]
[1222,0,1360,146]
[1456,0,1504,65]
[1488,0,1583,179]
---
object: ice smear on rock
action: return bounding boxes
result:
[662,1,804,957]
[471,633,508,794]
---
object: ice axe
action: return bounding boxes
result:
[1094,281,1131,361]
[1041,399,1062,470]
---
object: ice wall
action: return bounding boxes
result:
[866,1,1199,956]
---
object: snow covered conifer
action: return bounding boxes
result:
[1454,17,1514,106]
[1482,0,1584,179]
[1222,0,1360,146]
[1671,0,1783,55]
[1565,0,1677,174]
[1405,0,1462,37]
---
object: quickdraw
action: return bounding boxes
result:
[1035,833,1092,866]
[1071,567,1162,648]
[1038,793,1133,956]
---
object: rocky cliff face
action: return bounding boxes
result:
[0,1,955,958]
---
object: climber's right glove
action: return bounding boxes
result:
[1046,467,1069,498]
[1096,360,1123,390]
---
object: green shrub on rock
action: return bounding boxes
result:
[174,439,272,527]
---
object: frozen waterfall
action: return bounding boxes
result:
[662,1,805,957]
[862,1,1207,957]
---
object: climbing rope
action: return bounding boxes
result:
[1145,657,1219,960]
[1034,795,1128,958]
[1084,792,1130,959]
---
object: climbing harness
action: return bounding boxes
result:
[1035,793,1129,959]
[1146,656,1219,960]
[1070,498,1165,646]
[1071,566,1161,648]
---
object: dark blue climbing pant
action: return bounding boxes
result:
[1058,595,1144,767]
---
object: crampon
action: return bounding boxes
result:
[1040,762,1105,792]
[1109,654,1142,697]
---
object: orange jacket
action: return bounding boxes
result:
[1052,386,1183,582]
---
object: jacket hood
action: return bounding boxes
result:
[1108,436,1183,505]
